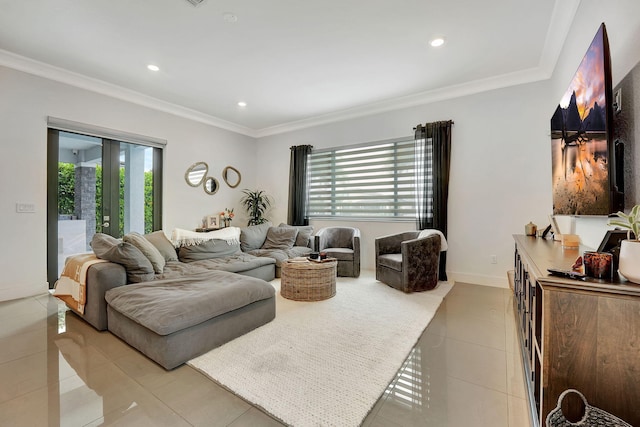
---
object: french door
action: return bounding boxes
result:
[47,128,163,286]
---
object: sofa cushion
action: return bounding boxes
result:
[261,227,297,250]
[145,231,178,261]
[378,253,403,271]
[191,253,276,273]
[324,247,354,261]
[91,233,155,283]
[124,232,166,274]
[240,222,272,252]
[278,223,314,247]
[105,270,275,336]
[178,239,241,262]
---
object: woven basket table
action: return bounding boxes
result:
[281,258,337,301]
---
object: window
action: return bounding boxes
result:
[307,138,416,219]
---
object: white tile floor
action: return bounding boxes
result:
[0,273,531,426]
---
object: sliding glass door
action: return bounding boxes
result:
[47,129,162,286]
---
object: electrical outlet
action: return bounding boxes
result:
[16,203,35,213]
[490,255,498,264]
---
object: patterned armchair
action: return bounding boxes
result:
[314,227,361,277]
[375,231,442,292]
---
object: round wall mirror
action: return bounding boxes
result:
[203,177,219,195]
[185,162,208,187]
[223,166,242,188]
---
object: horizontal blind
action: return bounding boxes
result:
[307,139,416,219]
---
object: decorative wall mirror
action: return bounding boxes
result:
[222,166,242,188]
[185,162,208,187]
[203,177,219,195]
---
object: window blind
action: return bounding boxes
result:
[307,138,416,219]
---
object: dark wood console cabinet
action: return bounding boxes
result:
[512,235,640,427]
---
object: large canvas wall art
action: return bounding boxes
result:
[551,24,616,215]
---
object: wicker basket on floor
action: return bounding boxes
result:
[546,389,632,427]
[281,259,337,301]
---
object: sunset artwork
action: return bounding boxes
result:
[551,24,610,215]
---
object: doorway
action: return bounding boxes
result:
[47,128,163,286]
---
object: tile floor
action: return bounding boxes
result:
[0,273,531,427]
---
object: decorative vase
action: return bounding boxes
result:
[618,240,640,284]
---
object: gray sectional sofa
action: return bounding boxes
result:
[59,222,314,369]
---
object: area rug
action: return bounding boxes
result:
[188,275,452,427]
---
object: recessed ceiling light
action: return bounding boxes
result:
[223,13,238,23]
[237,101,247,107]
[429,37,445,47]
[147,64,160,71]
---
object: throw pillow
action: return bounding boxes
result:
[278,223,314,247]
[91,233,155,283]
[124,232,166,273]
[178,239,241,262]
[144,231,178,261]
[240,222,272,252]
[261,227,298,250]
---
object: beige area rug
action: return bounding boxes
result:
[188,275,452,427]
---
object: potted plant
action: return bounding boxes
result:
[240,189,272,226]
[608,204,640,283]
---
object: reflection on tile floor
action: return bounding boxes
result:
[0,274,530,426]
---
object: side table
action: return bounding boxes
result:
[281,258,337,301]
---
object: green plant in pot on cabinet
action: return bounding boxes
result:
[608,204,640,284]
[240,189,272,226]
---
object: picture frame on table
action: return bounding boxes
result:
[206,215,219,230]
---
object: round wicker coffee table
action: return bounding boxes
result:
[280,258,337,301]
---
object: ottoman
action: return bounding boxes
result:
[105,270,275,369]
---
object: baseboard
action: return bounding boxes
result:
[0,282,49,302]
[448,271,509,288]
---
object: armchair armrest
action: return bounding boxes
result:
[401,234,441,262]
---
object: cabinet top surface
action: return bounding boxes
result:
[514,234,640,296]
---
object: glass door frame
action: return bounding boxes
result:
[47,129,163,287]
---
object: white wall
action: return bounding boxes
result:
[256,0,640,287]
[256,81,552,286]
[0,66,258,301]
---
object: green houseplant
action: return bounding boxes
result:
[240,189,272,226]
[608,204,640,283]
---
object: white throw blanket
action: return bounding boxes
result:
[418,229,448,251]
[171,227,241,247]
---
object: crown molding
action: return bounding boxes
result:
[0,49,256,137]
[538,0,582,76]
[254,66,550,138]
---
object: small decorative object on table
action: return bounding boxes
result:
[205,214,219,230]
[525,221,537,236]
[220,208,234,228]
[583,251,613,279]
[608,204,640,284]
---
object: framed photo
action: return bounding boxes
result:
[597,229,630,253]
[206,215,219,229]
[597,229,632,271]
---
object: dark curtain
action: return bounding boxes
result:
[415,120,453,280]
[287,145,313,225]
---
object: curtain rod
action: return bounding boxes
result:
[413,120,454,131]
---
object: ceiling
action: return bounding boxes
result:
[0,0,580,137]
